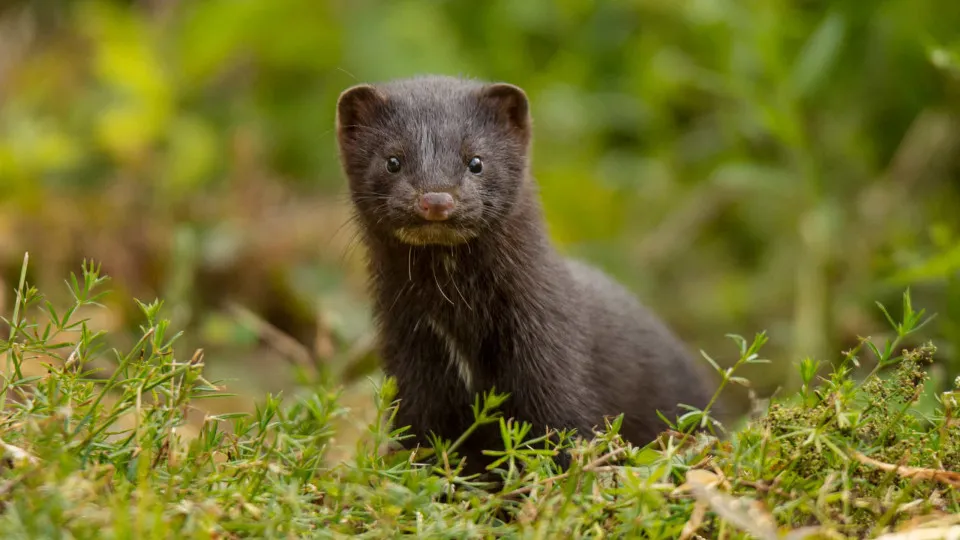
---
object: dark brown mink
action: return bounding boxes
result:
[335,75,717,476]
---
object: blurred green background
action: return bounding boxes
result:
[1,0,959,455]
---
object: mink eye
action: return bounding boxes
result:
[386,156,402,174]
[468,157,483,174]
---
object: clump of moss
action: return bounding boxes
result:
[720,309,957,537]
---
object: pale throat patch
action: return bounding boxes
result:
[393,225,476,246]
[425,316,474,393]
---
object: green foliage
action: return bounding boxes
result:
[1,0,959,406]
[1,258,342,537]
[3,261,959,539]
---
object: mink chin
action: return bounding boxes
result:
[392,226,476,247]
[335,75,720,478]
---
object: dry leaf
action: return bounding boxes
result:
[676,469,721,494]
[0,439,39,467]
[686,478,778,540]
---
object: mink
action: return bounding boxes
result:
[335,75,717,476]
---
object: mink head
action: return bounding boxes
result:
[335,76,532,247]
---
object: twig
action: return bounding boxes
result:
[679,500,708,540]
[872,526,960,540]
[852,451,960,489]
[227,303,317,374]
[635,181,737,265]
[737,479,793,499]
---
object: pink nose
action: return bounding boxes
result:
[416,192,456,221]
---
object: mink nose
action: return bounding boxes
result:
[416,192,456,222]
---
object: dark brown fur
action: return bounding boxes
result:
[335,75,715,475]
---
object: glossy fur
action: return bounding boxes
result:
[335,75,715,474]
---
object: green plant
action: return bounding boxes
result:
[2,258,959,538]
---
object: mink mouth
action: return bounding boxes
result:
[392,223,477,246]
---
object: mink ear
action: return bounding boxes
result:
[479,83,531,144]
[336,84,386,142]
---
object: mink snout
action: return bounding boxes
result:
[416,192,457,221]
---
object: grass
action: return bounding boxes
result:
[1,256,959,539]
